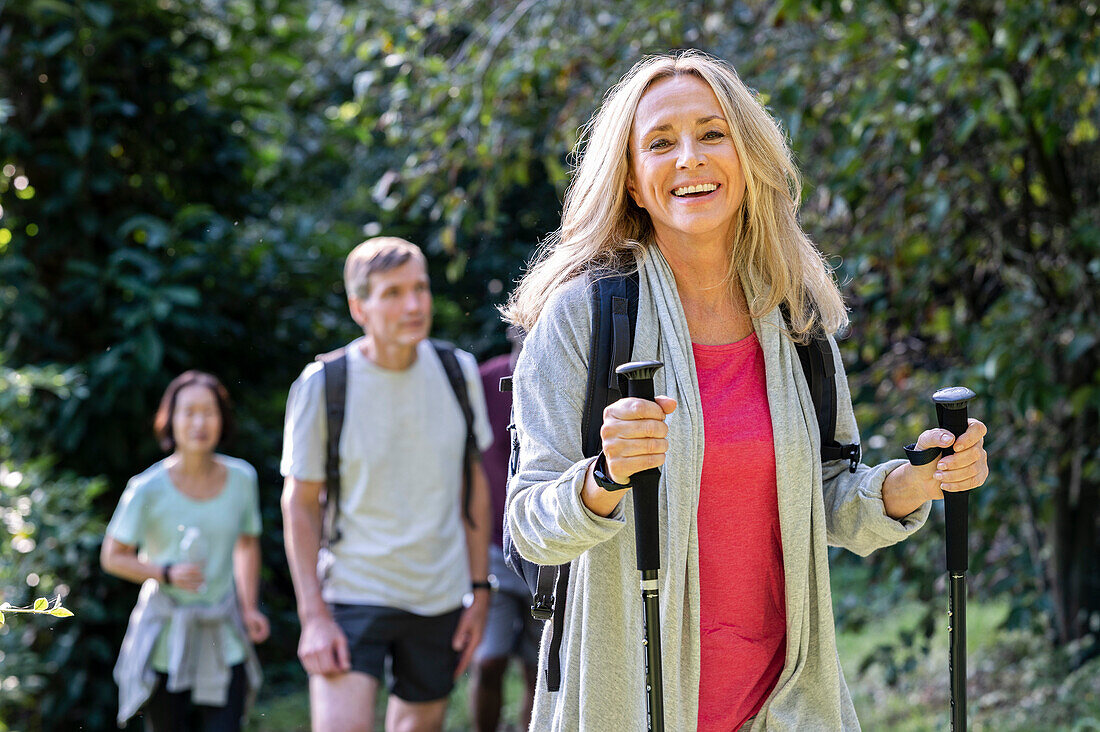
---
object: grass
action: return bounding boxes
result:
[249,575,1100,731]
[830,559,1100,732]
[247,660,530,732]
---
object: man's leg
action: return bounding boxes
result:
[470,655,509,732]
[520,660,538,730]
[387,607,462,732]
[310,671,380,732]
[385,696,448,732]
[470,572,524,732]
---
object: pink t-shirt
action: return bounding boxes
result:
[693,333,786,731]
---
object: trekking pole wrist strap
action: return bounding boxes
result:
[904,443,943,466]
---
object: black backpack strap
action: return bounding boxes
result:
[784,307,861,473]
[540,269,641,692]
[316,347,348,547]
[545,561,570,691]
[582,270,640,456]
[432,339,478,525]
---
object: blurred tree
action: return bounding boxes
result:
[0,0,350,726]
[748,0,1099,657]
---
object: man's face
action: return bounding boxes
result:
[349,257,432,349]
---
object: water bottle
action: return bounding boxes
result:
[178,525,208,593]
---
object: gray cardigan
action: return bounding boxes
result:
[113,579,262,726]
[506,246,931,731]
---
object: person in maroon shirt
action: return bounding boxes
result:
[468,330,539,731]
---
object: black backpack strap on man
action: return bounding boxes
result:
[317,347,348,548]
[317,340,478,549]
[430,338,479,526]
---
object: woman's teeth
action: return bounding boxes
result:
[673,183,718,197]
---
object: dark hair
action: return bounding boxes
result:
[153,371,235,452]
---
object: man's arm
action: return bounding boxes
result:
[452,458,492,678]
[281,476,350,675]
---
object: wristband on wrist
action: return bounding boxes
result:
[471,580,492,592]
[592,452,631,491]
[161,563,174,585]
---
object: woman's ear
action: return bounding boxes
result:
[625,174,643,209]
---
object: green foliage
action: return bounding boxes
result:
[0,596,76,626]
[1,0,1097,727]
[749,0,1100,651]
[0,363,109,729]
[835,595,1100,731]
[0,2,331,727]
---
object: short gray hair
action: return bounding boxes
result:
[343,237,426,299]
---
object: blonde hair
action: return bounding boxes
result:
[503,50,847,341]
[344,236,426,299]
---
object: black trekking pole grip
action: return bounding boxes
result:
[617,360,664,574]
[933,387,976,574]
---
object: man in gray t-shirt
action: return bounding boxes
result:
[281,237,493,732]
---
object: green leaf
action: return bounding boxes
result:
[0,611,4,626]
[33,597,49,612]
[39,29,75,57]
[117,214,173,249]
[135,326,164,371]
[83,1,113,27]
[49,607,75,618]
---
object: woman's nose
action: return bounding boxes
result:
[677,140,705,169]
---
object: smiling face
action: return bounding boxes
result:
[626,74,747,252]
[171,384,222,456]
[349,256,432,351]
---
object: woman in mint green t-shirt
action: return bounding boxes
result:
[102,371,269,732]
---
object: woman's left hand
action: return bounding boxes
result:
[242,607,270,644]
[912,418,990,501]
[897,416,994,501]
[882,419,989,519]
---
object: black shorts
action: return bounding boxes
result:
[330,603,462,703]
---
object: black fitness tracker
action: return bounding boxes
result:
[592,452,632,492]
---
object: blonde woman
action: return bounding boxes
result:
[504,50,989,730]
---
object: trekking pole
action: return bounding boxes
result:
[616,360,666,732]
[932,386,977,732]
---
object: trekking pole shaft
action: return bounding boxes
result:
[641,569,665,732]
[949,573,967,731]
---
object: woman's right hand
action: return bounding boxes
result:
[582,395,677,517]
[600,395,677,483]
[166,562,205,593]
